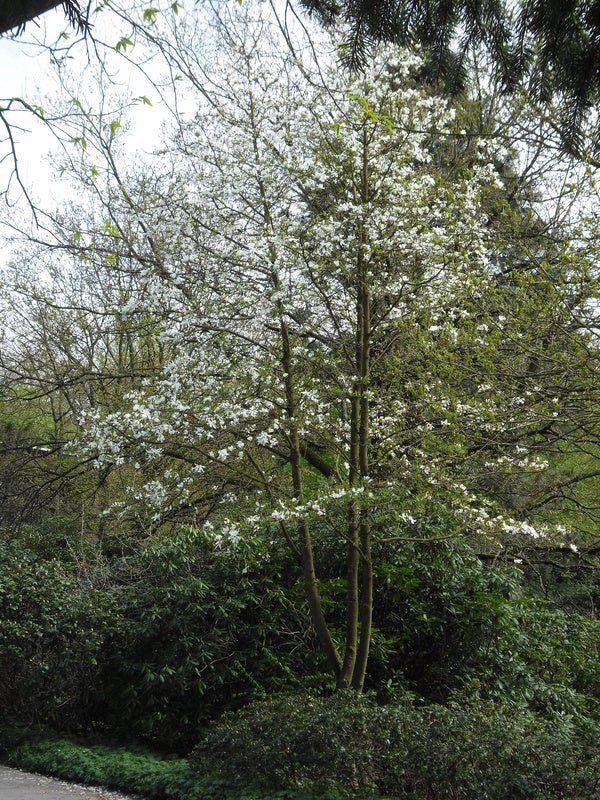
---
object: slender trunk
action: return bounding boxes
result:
[338,389,361,688]
[248,91,342,680]
[351,130,373,690]
[278,287,342,680]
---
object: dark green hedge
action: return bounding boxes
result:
[195,692,600,799]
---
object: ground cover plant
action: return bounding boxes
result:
[5,737,342,800]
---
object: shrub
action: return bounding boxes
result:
[194,691,411,796]
[195,691,600,799]
[0,538,111,730]
[401,702,600,800]
[0,524,325,749]
[96,526,323,750]
[369,539,600,718]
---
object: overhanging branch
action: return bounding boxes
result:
[0,0,88,36]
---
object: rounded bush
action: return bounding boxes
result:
[194,691,600,799]
[193,691,407,796]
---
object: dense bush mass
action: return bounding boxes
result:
[195,692,600,799]
[1,522,598,752]
[0,523,323,749]
[0,536,111,729]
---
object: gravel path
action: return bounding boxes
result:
[0,765,143,800]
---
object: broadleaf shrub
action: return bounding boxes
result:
[195,691,600,799]
[194,691,405,795]
[0,538,110,730]
[96,526,323,749]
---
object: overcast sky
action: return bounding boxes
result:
[0,11,65,197]
[0,6,166,224]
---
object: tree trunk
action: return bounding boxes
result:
[351,129,373,690]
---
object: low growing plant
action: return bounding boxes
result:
[6,736,344,800]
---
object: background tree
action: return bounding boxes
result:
[298,0,600,152]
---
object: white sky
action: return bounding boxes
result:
[0,6,167,220]
[0,12,62,195]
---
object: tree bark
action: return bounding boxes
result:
[351,129,373,690]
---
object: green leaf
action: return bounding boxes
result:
[115,36,134,53]
[71,136,87,151]
[109,119,121,138]
[101,219,120,236]
[143,6,158,23]
[347,92,394,131]
[137,95,153,106]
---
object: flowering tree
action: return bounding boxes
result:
[3,3,599,687]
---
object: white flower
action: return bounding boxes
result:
[330,488,347,499]
[256,431,276,447]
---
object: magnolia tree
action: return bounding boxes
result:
[4,3,600,686]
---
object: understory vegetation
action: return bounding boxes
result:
[0,1,599,798]
[1,520,599,798]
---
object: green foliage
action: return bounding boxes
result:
[9,739,207,800]
[7,738,341,800]
[194,691,398,795]
[0,536,110,729]
[326,537,600,717]
[0,522,324,747]
[0,522,597,750]
[196,691,600,799]
[114,37,133,53]
[404,702,600,800]
[6,516,82,561]
[94,527,325,749]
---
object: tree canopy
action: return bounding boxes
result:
[301,0,600,151]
